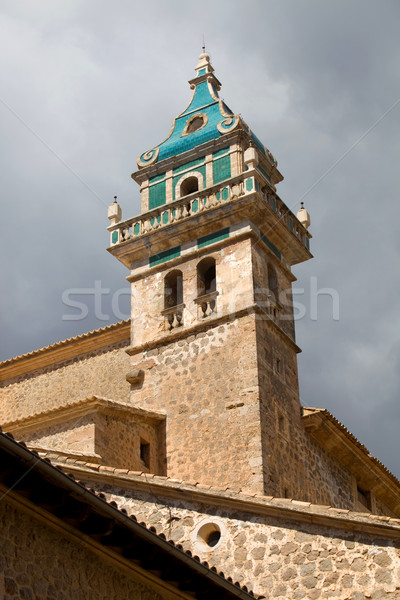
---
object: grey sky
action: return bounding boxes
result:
[1,0,399,478]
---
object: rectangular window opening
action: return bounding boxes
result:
[140,440,151,469]
[278,414,285,433]
[357,486,371,510]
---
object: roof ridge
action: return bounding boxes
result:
[0,429,258,599]
[41,456,400,529]
[0,320,130,368]
[3,395,165,429]
[302,405,400,489]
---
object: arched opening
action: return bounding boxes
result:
[187,116,204,133]
[164,270,183,309]
[180,176,199,198]
[197,257,216,297]
[268,264,279,303]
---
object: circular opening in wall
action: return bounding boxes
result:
[197,522,222,550]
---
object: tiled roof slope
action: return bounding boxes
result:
[2,395,166,432]
[302,406,400,489]
[0,320,130,381]
[135,51,278,170]
[302,406,400,516]
[0,429,259,600]
[37,450,400,538]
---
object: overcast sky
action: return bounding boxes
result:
[1,0,399,478]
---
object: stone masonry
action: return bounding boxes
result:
[1,50,400,598]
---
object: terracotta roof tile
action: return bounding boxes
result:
[37,453,400,532]
[0,320,130,367]
[302,406,400,489]
[0,432,259,599]
[3,395,165,430]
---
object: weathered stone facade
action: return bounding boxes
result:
[0,495,168,600]
[1,50,400,598]
[55,465,400,600]
[0,325,131,423]
[130,314,262,492]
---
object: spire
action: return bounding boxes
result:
[194,46,215,78]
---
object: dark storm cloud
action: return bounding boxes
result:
[0,0,399,475]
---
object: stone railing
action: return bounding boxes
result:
[108,175,247,246]
[261,190,310,249]
[266,297,281,321]
[108,171,309,250]
[193,291,219,319]
[161,304,185,330]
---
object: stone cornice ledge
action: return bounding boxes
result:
[0,320,131,382]
[303,407,400,514]
[2,395,166,436]
[126,304,300,356]
[48,460,400,539]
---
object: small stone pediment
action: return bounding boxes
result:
[2,396,166,474]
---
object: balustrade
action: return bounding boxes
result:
[161,304,184,330]
[194,291,219,319]
[262,191,308,247]
[109,172,309,250]
[267,298,281,321]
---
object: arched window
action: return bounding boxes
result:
[196,258,217,319]
[180,176,199,197]
[197,257,216,297]
[268,264,279,303]
[164,270,183,309]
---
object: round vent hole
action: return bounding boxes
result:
[197,522,222,550]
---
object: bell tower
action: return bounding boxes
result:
[107,50,312,497]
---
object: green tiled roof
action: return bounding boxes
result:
[137,52,240,168]
[136,51,277,170]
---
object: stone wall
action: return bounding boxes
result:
[130,315,264,493]
[17,411,166,474]
[255,315,356,507]
[20,416,96,455]
[0,495,169,600]
[93,413,166,474]
[0,342,131,424]
[252,242,296,342]
[130,236,255,348]
[92,482,400,600]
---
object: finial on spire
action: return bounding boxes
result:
[297,202,310,230]
[108,196,122,226]
[195,40,215,78]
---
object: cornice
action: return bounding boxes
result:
[125,303,301,357]
[45,458,400,540]
[2,395,166,435]
[0,320,130,383]
[302,407,400,514]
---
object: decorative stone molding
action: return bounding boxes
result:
[181,112,208,137]
[0,320,131,382]
[137,147,160,168]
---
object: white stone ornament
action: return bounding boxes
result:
[297,202,310,229]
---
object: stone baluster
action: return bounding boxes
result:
[162,305,184,331]
[195,292,218,320]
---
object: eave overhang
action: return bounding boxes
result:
[302,407,400,515]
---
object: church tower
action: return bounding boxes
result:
[107,50,312,497]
